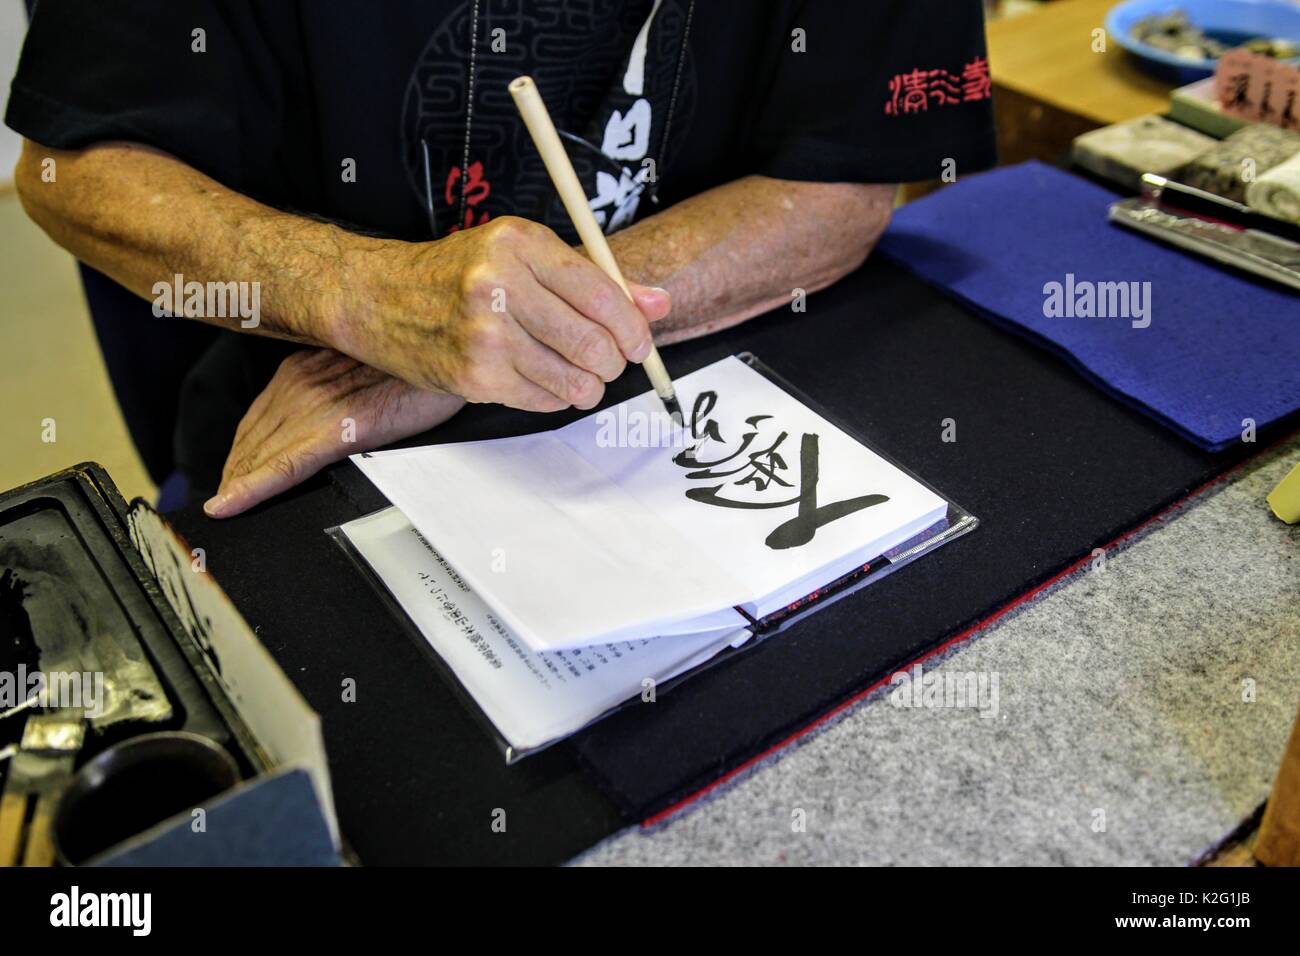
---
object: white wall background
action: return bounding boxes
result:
[0,0,29,189]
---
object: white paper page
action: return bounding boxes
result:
[557,356,948,618]
[352,431,751,651]
[353,355,947,651]
[339,508,750,753]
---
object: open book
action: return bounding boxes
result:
[339,355,952,754]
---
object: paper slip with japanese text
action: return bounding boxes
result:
[339,506,751,752]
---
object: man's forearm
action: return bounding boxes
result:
[15,138,653,409]
[17,139,892,394]
[609,175,896,345]
[14,139,347,344]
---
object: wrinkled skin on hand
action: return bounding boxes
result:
[205,349,466,518]
[335,215,671,413]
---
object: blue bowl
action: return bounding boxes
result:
[1106,0,1300,83]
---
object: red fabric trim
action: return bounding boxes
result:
[641,444,1276,829]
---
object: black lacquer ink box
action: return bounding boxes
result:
[0,463,338,866]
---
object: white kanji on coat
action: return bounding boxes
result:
[591,98,652,229]
[600,98,652,161]
[588,0,662,233]
[591,164,653,230]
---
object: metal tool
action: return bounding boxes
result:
[0,710,86,867]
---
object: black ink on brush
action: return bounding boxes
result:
[661,393,684,427]
[672,390,890,550]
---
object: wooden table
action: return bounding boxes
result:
[987,0,1178,164]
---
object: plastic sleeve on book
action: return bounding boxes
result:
[325,351,978,762]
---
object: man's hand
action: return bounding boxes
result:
[332,216,673,413]
[17,143,672,415]
[20,140,885,445]
[204,349,466,518]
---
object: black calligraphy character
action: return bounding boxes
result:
[677,415,793,493]
[675,390,782,473]
[683,432,889,549]
[765,434,889,548]
[732,430,792,492]
[686,390,724,444]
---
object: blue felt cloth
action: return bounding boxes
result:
[877,161,1300,451]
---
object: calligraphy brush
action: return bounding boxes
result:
[508,75,683,424]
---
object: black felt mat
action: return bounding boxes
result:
[563,260,1273,819]
[169,257,1271,861]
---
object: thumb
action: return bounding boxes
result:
[627,282,672,324]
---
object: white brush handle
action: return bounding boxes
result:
[508,75,677,404]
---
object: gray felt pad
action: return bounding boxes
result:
[575,435,1300,865]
